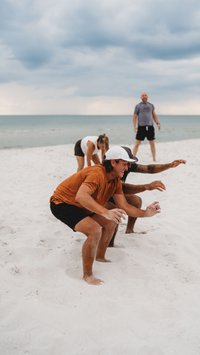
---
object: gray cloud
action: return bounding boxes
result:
[0,0,200,113]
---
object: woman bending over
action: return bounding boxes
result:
[74,134,109,171]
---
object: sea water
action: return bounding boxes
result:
[0,115,200,149]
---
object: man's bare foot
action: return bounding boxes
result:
[125,229,134,234]
[125,230,147,235]
[83,275,104,285]
[96,257,111,263]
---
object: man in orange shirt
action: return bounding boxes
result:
[50,146,160,286]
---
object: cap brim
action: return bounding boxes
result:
[123,157,138,163]
[104,156,138,162]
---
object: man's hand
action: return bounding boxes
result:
[145,202,161,217]
[170,159,186,168]
[102,208,127,224]
[147,181,166,191]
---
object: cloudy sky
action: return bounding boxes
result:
[0,0,200,115]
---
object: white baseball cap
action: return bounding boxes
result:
[105,146,137,162]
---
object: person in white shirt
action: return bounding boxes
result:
[74,134,109,171]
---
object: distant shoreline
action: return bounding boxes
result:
[1,114,200,117]
[1,115,200,149]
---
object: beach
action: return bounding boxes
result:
[0,139,200,355]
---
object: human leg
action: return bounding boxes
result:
[125,194,142,233]
[149,140,156,161]
[147,127,156,161]
[103,200,119,247]
[75,156,84,171]
[74,139,85,171]
[75,217,103,285]
[133,127,145,156]
[133,140,141,157]
[108,226,118,247]
[91,214,117,261]
[107,194,142,247]
[50,202,100,284]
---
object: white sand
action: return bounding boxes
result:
[0,139,200,355]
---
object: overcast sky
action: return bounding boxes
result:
[0,0,200,115]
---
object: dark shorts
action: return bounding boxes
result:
[136,126,155,141]
[50,202,94,231]
[74,139,84,157]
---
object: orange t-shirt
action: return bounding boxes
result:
[50,165,123,207]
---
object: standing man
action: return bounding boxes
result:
[50,146,160,286]
[133,92,161,161]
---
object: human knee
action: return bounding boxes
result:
[135,195,142,208]
[135,141,141,147]
[149,140,155,147]
[126,194,142,208]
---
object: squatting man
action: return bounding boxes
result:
[50,146,161,286]
[108,146,186,247]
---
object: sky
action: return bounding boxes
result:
[0,0,200,115]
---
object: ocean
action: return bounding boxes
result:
[0,115,200,149]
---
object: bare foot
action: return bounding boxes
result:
[83,275,104,285]
[125,230,147,235]
[125,229,134,234]
[96,257,111,263]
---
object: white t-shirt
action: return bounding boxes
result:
[80,136,99,155]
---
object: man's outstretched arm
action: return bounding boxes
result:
[135,160,186,174]
[122,181,166,194]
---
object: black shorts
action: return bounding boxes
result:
[74,139,84,157]
[50,202,94,231]
[136,126,155,141]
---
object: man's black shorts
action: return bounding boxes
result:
[74,139,84,156]
[136,126,155,141]
[50,202,94,231]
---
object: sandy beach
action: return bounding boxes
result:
[0,139,200,355]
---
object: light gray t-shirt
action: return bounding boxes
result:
[134,102,155,126]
